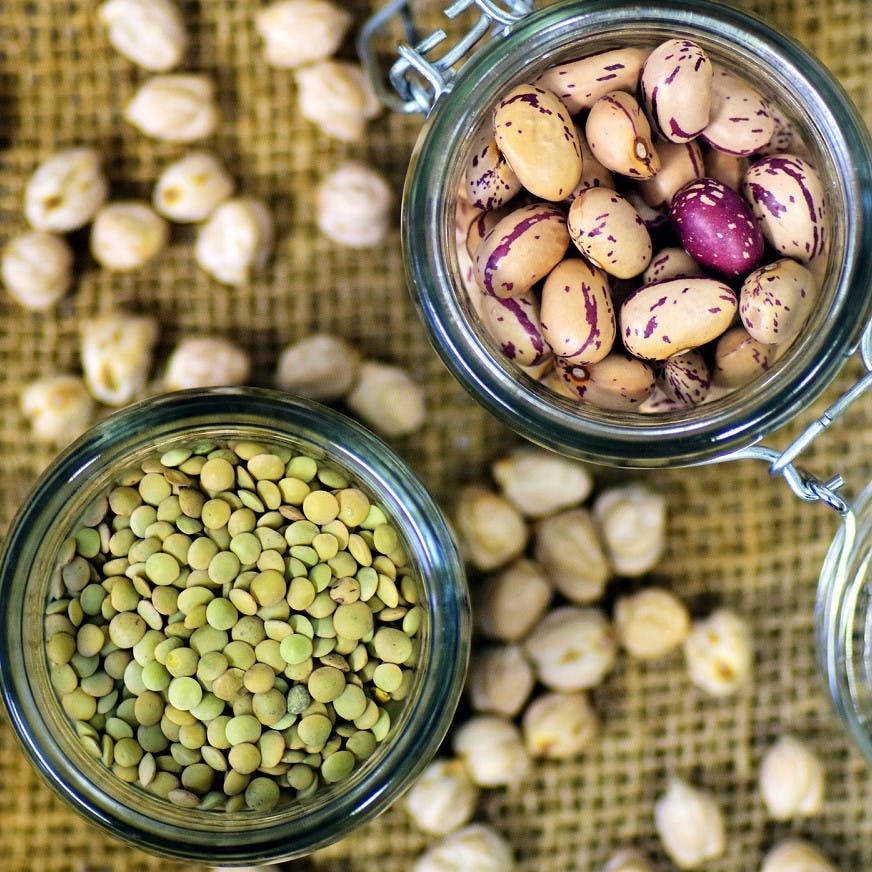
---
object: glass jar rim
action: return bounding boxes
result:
[0,387,470,863]
[403,0,872,467]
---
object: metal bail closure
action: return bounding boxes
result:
[358,0,535,115]
[722,316,872,518]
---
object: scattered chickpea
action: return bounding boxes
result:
[316,161,393,249]
[759,735,824,821]
[413,824,515,872]
[683,607,753,697]
[195,197,274,285]
[256,0,352,69]
[403,758,479,837]
[274,333,362,401]
[521,690,599,759]
[98,0,188,72]
[593,484,667,576]
[473,557,552,642]
[760,837,837,872]
[20,375,96,446]
[614,587,690,660]
[491,447,593,517]
[124,74,219,142]
[153,152,235,223]
[654,777,726,869]
[1,231,73,310]
[345,361,426,438]
[454,486,529,572]
[162,337,251,391]
[603,848,655,872]
[90,201,169,272]
[452,715,531,787]
[467,643,535,718]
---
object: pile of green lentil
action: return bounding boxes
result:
[43,438,424,813]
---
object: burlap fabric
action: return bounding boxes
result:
[0,1,870,870]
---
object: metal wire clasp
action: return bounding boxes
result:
[723,320,872,517]
[357,0,534,115]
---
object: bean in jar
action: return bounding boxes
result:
[43,438,424,813]
[457,36,829,414]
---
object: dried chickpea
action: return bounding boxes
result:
[316,162,393,249]
[98,0,188,71]
[413,824,515,872]
[124,75,219,142]
[404,758,479,837]
[467,645,535,717]
[451,716,531,787]
[593,484,667,577]
[153,152,234,223]
[20,375,96,446]
[454,486,529,572]
[521,690,599,759]
[90,201,169,272]
[162,337,251,391]
[473,558,552,642]
[683,608,753,697]
[759,735,824,820]
[603,849,655,872]
[256,0,352,69]
[274,334,362,401]
[760,838,837,872]
[345,361,425,437]
[614,587,690,660]
[195,198,274,285]
[654,777,725,869]
[1,231,73,310]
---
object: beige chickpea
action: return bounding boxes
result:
[90,201,169,272]
[295,61,381,143]
[2,231,73,310]
[603,849,655,872]
[454,486,529,572]
[413,824,515,872]
[404,758,479,836]
[98,0,188,72]
[760,838,837,872]
[24,148,109,233]
[195,198,274,285]
[467,644,535,717]
[345,361,425,437]
[162,337,251,391]
[315,162,393,248]
[256,0,351,69]
[521,690,599,759]
[654,777,726,869]
[524,606,617,691]
[474,558,552,642]
[491,448,593,518]
[593,484,667,577]
[535,508,611,603]
[80,312,159,406]
[759,735,824,821]
[124,75,219,142]
[153,152,235,223]
[683,608,753,696]
[20,375,96,446]
[614,587,690,660]
[274,334,362,401]
[452,716,531,787]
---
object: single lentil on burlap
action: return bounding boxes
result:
[44,439,423,812]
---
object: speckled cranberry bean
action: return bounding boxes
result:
[703,148,748,191]
[553,353,656,411]
[466,206,510,258]
[480,291,551,367]
[640,38,713,143]
[534,47,649,114]
[712,326,773,388]
[565,129,615,199]
[540,258,615,365]
[567,187,652,279]
[638,140,704,209]
[739,257,817,345]
[756,105,813,160]
[465,130,523,211]
[493,84,582,201]
[661,348,710,407]
[670,177,764,277]
[620,277,737,360]
[585,91,660,179]
[701,67,774,156]
[473,202,570,298]
[742,153,827,262]
[642,247,705,284]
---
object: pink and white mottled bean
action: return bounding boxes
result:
[701,67,774,156]
[480,291,551,367]
[534,47,649,114]
[540,258,615,365]
[661,348,710,407]
[554,353,656,411]
[712,326,773,388]
[742,153,827,262]
[620,277,737,360]
[640,38,713,143]
[466,206,510,258]
[465,130,523,211]
[670,177,764,277]
[739,257,817,345]
[567,187,652,279]
[638,140,704,209]
[756,105,813,161]
[473,202,570,299]
[642,247,705,284]
[565,130,615,199]
[585,91,660,179]
[493,84,582,202]
[703,148,748,191]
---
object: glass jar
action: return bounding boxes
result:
[391,0,872,467]
[0,388,470,865]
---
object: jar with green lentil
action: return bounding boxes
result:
[1,390,468,863]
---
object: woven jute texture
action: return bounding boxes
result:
[0,1,870,870]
